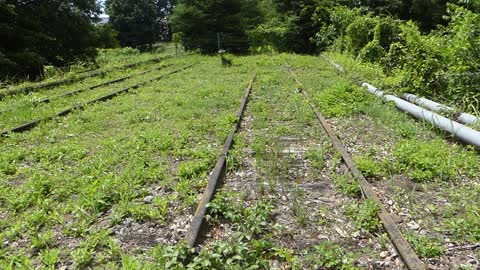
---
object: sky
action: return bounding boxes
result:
[99,0,107,16]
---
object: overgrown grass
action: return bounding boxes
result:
[0,60,179,131]
[0,53,252,268]
[312,81,377,118]
[0,50,478,268]
[392,139,479,182]
[0,43,177,92]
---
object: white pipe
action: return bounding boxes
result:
[361,83,480,148]
[363,83,385,97]
[320,55,344,72]
[402,93,479,126]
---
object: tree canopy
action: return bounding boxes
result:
[106,0,159,48]
[169,0,261,53]
[2,0,480,82]
[0,0,101,79]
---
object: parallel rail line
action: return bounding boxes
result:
[1,64,194,137]
[36,64,173,104]
[185,73,256,248]
[288,68,426,270]
[0,64,172,116]
[0,55,174,100]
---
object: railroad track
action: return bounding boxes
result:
[1,64,194,137]
[35,64,173,104]
[0,64,173,116]
[0,55,175,100]
[288,68,426,270]
[184,69,426,269]
[185,73,256,247]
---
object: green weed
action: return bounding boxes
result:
[354,155,387,179]
[393,139,478,182]
[39,248,60,268]
[31,230,55,251]
[307,241,359,270]
[405,233,444,258]
[72,244,95,268]
[178,160,209,180]
[305,147,328,170]
[332,174,361,197]
[443,184,480,242]
[292,189,308,227]
[314,82,375,118]
[345,199,382,232]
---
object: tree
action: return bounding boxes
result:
[250,0,324,53]
[397,0,447,31]
[95,24,120,49]
[0,0,100,80]
[169,0,261,53]
[156,0,177,40]
[106,0,160,48]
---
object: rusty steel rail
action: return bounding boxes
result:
[185,73,256,248]
[1,64,194,137]
[288,68,426,270]
[0,55,175,100]
[35,64,173,104]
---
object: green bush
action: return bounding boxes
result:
[312,6,361,52]
[314,82,376,118]
[358,40,385,63]
[354,155,387,179]
[441,4,480,104]
[345,199,382,232]
[308,241,359,270]
[392,139,478,182]
[398,22,447,96]
[248,17,298,53]
[324,4,480,106]
[405,233,444,258]
[345,16,377,56]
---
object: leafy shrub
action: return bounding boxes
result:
[396,22,447,97]
[307,241,359,270]
[354,155,387,179]
[95,23,120,49]
[345,16,377,55]
[405,233,444,258]
[382,42,406,73]
[441,4,480,103]
[324,4,480,105]
[314,82,376,118]
[332,174,361,197]
[358,40,385,63]
[345,199,382,232]
[392,139,478,182]
[248,17,298,53]
[312,6,361,52]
